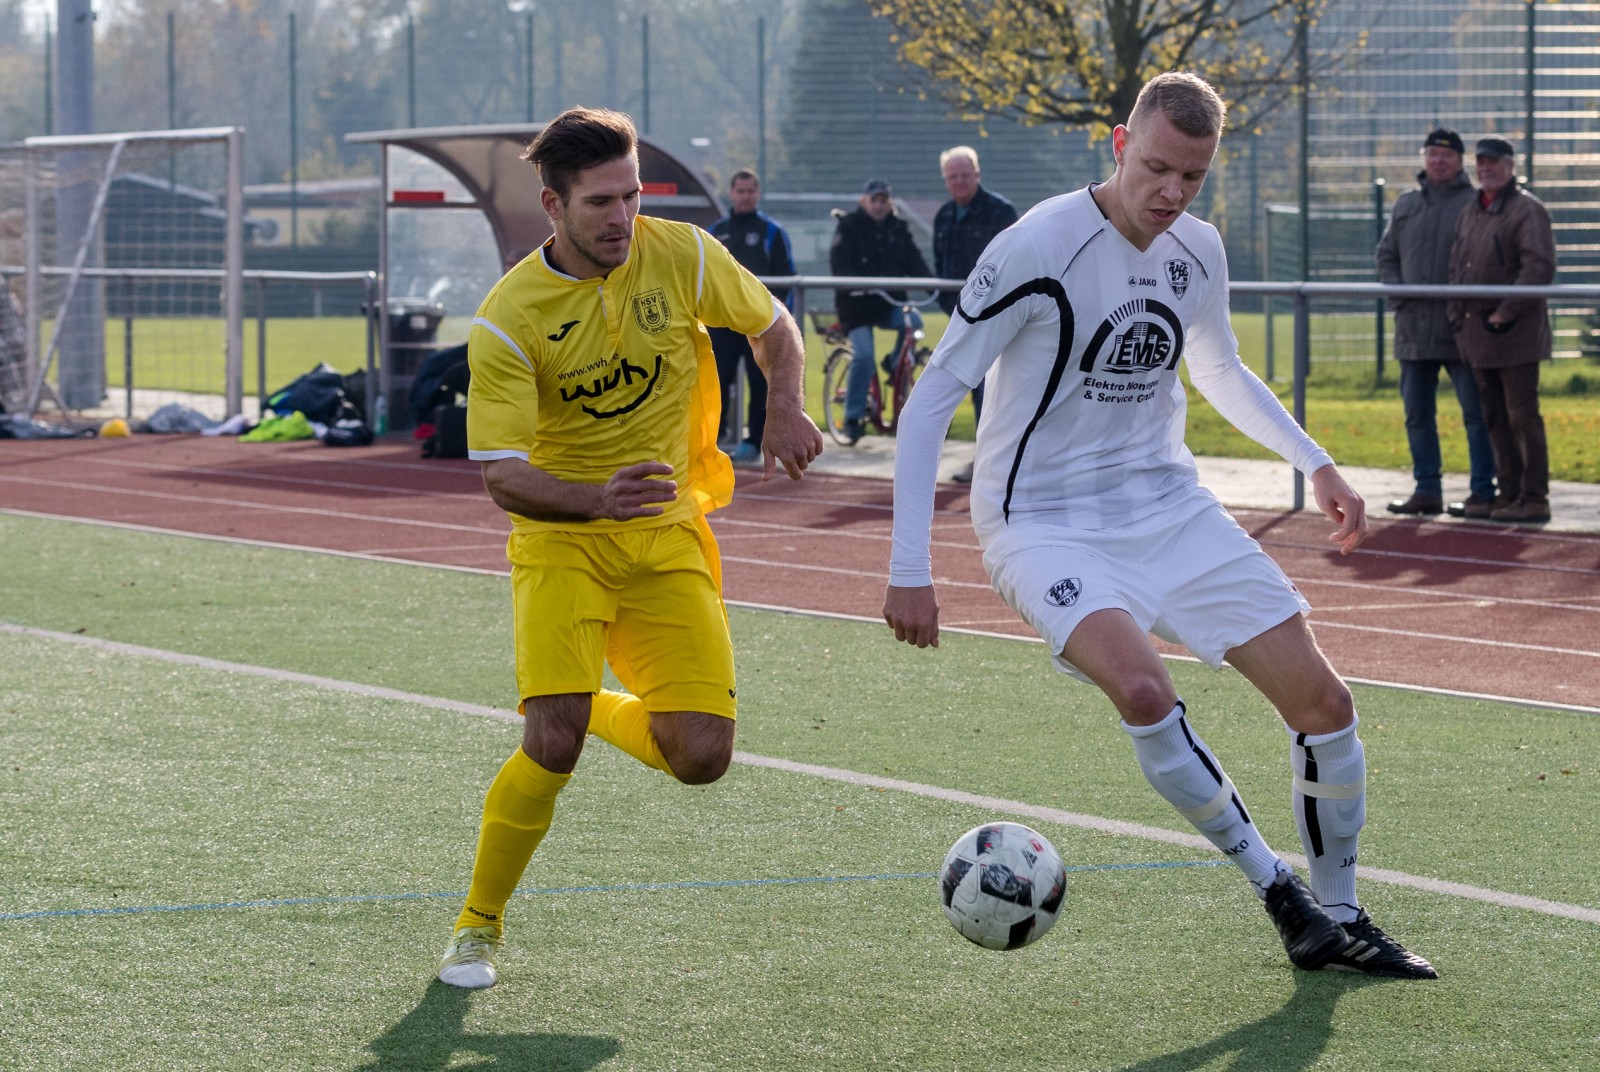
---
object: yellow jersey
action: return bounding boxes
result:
[467,215,781,533]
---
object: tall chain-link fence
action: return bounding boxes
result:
[1,0,1596,379]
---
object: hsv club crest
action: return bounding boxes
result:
[631,288,671,335]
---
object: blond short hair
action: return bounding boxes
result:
[1127,72,1226,140]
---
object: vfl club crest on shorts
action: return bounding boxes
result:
[631,288,671,335]
[1164,259,1191,299]
[1045,577,1082,608]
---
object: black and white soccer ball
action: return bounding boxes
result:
[940,822,1067,950]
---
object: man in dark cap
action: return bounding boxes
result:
[830,178,932,444]
[1447,137,1557,523]
[1376,128,1495,517]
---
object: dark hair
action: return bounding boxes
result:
[1128,72,1226,140]
[730,168,760,188]
[522,107,637,200]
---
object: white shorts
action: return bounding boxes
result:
[981,490,1311,682]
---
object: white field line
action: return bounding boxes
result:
[3,620,1597,927]
[0,475,507,535]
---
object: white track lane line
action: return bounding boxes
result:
[3,620,1595,926]
[10,508,1598,707]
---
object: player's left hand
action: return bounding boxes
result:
[760,401,824,481]
[1311,464,1368,555]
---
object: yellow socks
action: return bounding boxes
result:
[586,689,672,774]
[454,748,571,933]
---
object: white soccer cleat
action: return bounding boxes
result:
[438,925,501,989]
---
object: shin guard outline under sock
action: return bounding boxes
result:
[1124,701,1288,894]
[1290,718,1365,924]
[455,748,571,932]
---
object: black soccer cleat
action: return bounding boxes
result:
[1262,871,1349,971]
[1323,910,1439,979]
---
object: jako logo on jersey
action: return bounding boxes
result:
[967,260,999,301]
[1128,275,1157,287]
[547,319,579,342]
[559,354,665,419]
[1165,259,1191,299]
[1078,297,1185,374]
[1045,577,1082,608]
[632,288,671,335]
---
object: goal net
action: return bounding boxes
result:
[3,127,243,424]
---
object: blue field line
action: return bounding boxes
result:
[0,859,1227,924]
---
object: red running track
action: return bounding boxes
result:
[4,436,1598,710]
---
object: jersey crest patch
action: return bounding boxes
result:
[631,288,671,335]
[967,260,999,301]
[1164,259,1191,299]
[1045,577,1082,608]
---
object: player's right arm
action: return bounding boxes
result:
[883,364,969,649]
[480,458,677,523]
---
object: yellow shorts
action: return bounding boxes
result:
[507,517,735,718]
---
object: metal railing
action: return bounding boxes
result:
[765,275,1600,509]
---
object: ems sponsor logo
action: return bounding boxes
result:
[1044,576,1082,608]
[1165,259,1191,299]
[1109,321,1174,372]
[559,353,667,420]
[967,260,999,301]
[632,287,671,335]
[1078,297,1185,379]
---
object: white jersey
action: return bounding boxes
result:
[930,187,1331,545]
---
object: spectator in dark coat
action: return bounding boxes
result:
[708,168,796,463]
[933,145,1018,482]
[1376,128,1495,518]
[830,179,932,444]
[1447,137,1557,524]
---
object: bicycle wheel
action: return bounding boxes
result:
[881,346,927,435]
[821,347,854,445]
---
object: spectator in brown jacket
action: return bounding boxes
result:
[1447,137,1556,524]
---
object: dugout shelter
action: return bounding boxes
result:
[345,123,723,429]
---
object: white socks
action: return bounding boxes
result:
[1124,702,1288,894]
[1289,719,1366,924]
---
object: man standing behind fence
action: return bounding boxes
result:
[1375,128,1496,518]
[1447,137,1556,525]
[709,168,796,464]
[933,146,1018,483]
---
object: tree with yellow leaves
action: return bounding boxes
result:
[872,0,1340,136]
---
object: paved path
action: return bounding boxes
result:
[801,435,1600,534]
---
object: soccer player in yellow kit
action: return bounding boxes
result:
[439,107,823,989]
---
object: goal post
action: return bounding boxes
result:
[9,126,245,422]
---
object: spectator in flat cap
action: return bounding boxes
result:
[1376,127,1495,517]
[829,178,932,444]
[1447,137,1557,523]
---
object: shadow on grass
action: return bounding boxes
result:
[361,981,621,1071]
[1114,970,1386,1072]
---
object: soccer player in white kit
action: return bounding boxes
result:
[884,73,1436,979]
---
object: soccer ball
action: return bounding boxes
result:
[939,822,1067,950]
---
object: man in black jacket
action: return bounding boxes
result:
[709,168,796,463]
[933,146,1018,481]
[830,179,932,444]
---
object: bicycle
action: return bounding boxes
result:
[813,291,938,446]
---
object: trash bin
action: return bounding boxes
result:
[384,297,446,430]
